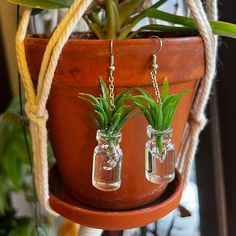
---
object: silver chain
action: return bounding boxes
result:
[151,54,162,104]
[108,40,115,109]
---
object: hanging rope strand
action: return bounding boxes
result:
[182,0,218,185]
[37,0,87,99]
[16,0,93,214]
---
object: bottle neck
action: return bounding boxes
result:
[147,125,173,143]
[96,130,122,146]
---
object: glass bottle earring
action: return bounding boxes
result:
[145,37,175,184]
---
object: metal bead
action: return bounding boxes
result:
[109,65,116,72]
[151,63,158,70]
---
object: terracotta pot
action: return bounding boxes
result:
[25,36,204,210]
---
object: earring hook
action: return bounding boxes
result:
[109,40,114,66]
[150,36,163,56]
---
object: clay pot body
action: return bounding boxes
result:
[25,37,204,210]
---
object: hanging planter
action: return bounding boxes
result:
[12,0,236,231]
[24,36,204,211]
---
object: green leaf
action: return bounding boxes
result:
[8,218,33,236]
[153,0,168,8]
[109,112,121,132]
[120,106,135,120]
[79,93,100,105]
[3,154,25,189]
[134,95,156,111]
[115,111,142,132]
[129,97,154,127]
[87,112,99,128]
[95,110,106,129]
[7,0,73,9]
[156,136,163,153]
[99,77,110,103]
[155,103,162,130]
[161,77,169,101]
[114,88,131,107]
[105,0,117,39]
[133,87,152,98]
[83,16,105,39]
[100,97,111,121]
[210,21,236,39]
[78,96,96,107]
[118,0,141,26]
[31,9,44,15]
[127,24,197,39]
[114,106,135,132]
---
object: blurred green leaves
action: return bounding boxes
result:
[7,0,73,9]
[0,98,31,215]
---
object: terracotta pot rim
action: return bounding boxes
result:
[25,35,202,44]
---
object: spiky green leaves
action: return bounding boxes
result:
[79,77,135,134]
[129,77,189,152]
[130,77,189,131]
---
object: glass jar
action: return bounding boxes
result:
[145,125,175,184]
[92,130,123,191]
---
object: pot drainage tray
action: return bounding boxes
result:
[49,165,183,230]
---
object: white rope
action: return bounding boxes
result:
[182,0,218,184]
[16,0,92,214]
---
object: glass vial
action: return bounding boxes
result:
[145,125,175,184]
[92,130,122,191]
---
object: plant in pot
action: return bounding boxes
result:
[7,0,236,230]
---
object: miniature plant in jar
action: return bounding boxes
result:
[79,77,136,191]
[129,77,189,184]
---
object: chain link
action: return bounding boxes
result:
[108,41,115,109]
[151,55,162,104]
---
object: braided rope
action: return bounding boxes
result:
[16,0,92,214]
[181,0,218,185]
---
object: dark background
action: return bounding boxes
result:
[217,1,236,235]
[196,1,236,236]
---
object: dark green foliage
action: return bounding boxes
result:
[79,77,136,134]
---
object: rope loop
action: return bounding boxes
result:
[25,102,49,126]
[188,112,208,132]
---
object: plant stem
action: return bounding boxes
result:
[156,136,163,153]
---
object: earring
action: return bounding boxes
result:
[79,40,135,191]
[145,37,176,184]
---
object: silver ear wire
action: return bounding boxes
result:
[150,35,163,56]
[150,36,163,66]
[109,40,115,67]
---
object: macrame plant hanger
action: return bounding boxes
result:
[16,0,217,235]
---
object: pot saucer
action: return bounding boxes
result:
[49,165,183,230]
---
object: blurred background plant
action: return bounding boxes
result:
[0,97,55,235]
